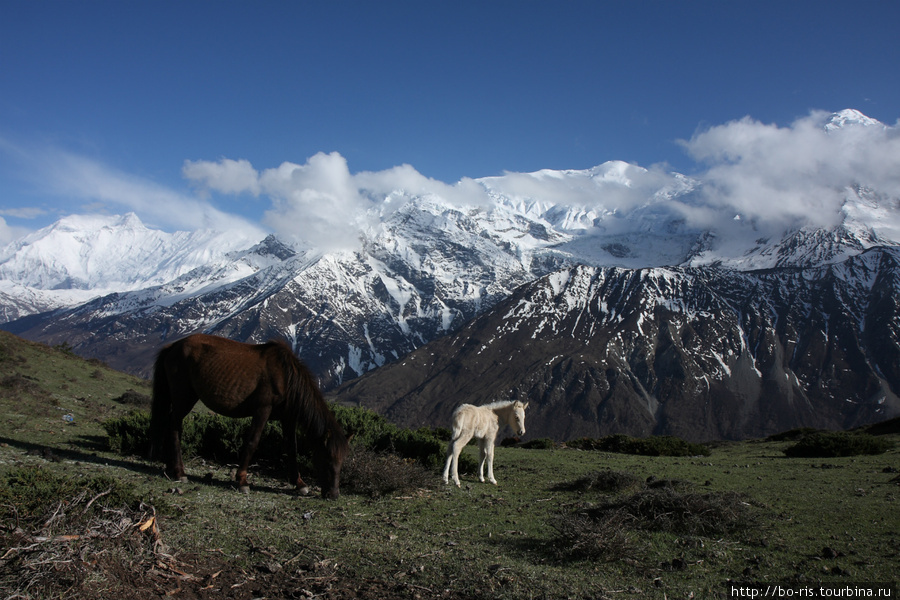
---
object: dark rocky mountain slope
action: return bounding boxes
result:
[333,247,900,441]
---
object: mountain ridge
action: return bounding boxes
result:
[2,109,898,439]
[334,246,900,441]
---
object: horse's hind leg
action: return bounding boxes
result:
[235,406,272,494]
[441,442,453,485]
[442,434,470,487]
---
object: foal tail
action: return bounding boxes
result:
[148,345,172,461]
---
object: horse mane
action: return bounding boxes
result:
[480,399,520,410]
[265,340,349,461]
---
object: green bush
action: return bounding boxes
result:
[0,466,138,525]
[331,405,450,469]
[102,404,456,472]
[766,427,820,442]
[783,431,895,458]
[103,410,152,456]
[567,434,711,457]
[521,437,557,450]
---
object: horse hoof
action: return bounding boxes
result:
[239,485,251,494]
[297,486,310,496]
[177,476,189,483]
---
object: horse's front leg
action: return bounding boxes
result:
[477,438,489,483]
[282,415,310,495]
[166,415,188,483]
[235,406,272,494]
[166,400,197,483]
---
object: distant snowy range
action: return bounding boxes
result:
[3,109,900,441]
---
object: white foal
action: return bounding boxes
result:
[442,400,528,487]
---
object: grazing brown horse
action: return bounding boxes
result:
[149,334,349,499]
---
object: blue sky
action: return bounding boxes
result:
[1,1,899,242]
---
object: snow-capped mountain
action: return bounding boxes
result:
[1,109,898,438]
[337,248,900,441]
[0,213,259,321]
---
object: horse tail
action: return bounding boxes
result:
[148,344,172,461]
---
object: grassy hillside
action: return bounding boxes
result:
[1,331,898,599]
[0,330,152,446]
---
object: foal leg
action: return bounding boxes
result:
[477,438,488,483]
[441,442,454,485]
[485,440,497,485]
[442,434,470,487]
[235,406,272,493]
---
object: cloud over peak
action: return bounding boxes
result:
[680,110,900,230]
[6,109,899,253]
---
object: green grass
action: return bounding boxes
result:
[1,330,898,599]
[0,330,151,447]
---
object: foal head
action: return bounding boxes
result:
[509,401,529,436]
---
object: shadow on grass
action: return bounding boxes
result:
[0,435,318,497]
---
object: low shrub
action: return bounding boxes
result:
[589,487,755,536]
[103,410,152,456]
[567,434,711,457]
[552,469,643,494]
[340,448,435,497]
[331,405,450,469]
[549,509,633,561]
[102,404,464,483]
[783,431,895,458]
[766,427,820,442]
[0,466,140,526]
[112,389,151,407]
[520,437,556,450]
[549,471,757,561]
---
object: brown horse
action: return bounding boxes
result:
[149,333,349,499]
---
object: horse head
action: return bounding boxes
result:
[316,428,349,499]
[512,401,529,436]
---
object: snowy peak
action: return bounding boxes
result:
[826,108,884,131]
[0,212,258,293]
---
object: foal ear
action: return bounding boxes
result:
[523,402,529,410]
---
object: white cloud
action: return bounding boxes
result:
[680,110,900,230]
[182,157,261,196]
[41,150,266,236]
[183,111,900,253]
[484,161,681,215]
[9,109,896,254]
[185,152,494,250]
[0,216,29,245]
[258,152,367,250]
[0,206,48,220]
